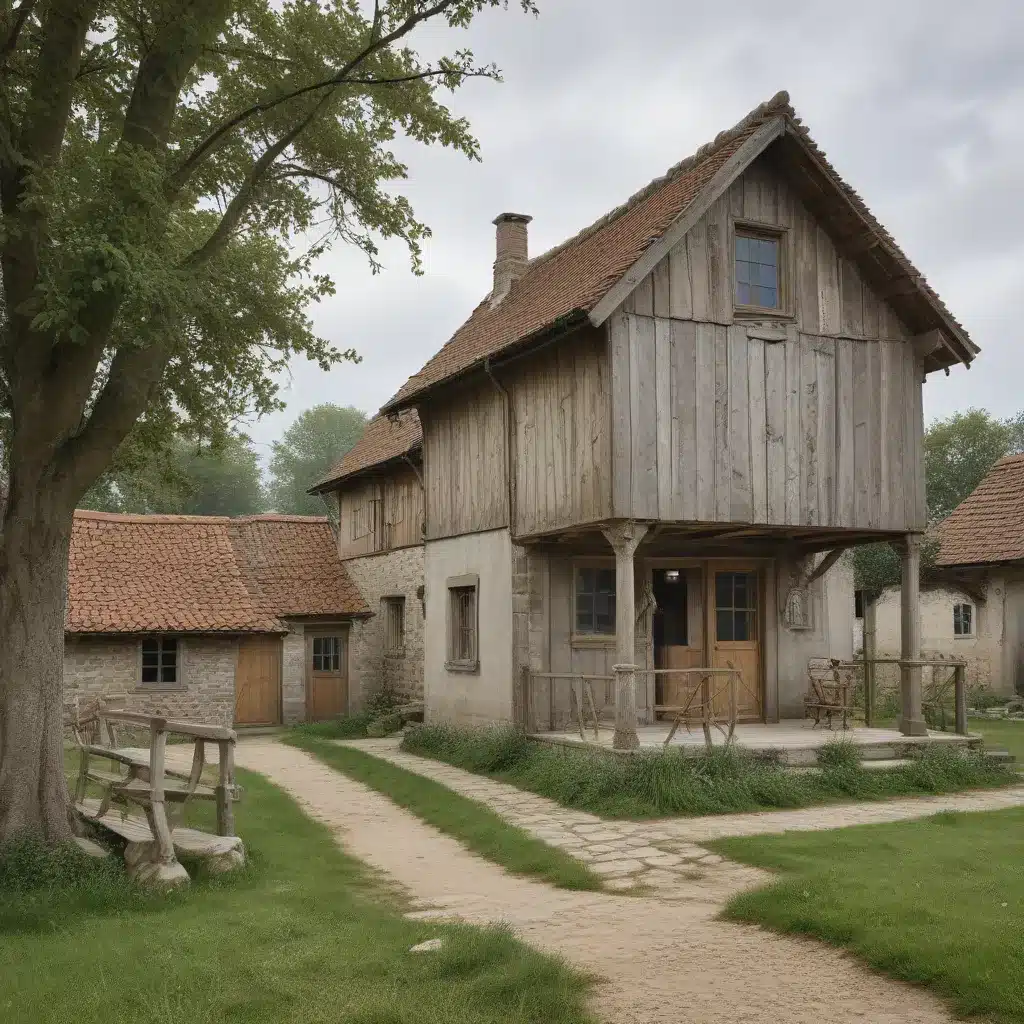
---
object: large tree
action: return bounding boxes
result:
[82,432,266,515]
[268,403,366,514]
[0,0,536,845]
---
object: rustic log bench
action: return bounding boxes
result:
[72,703,243,885]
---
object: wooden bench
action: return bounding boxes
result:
[804,658,856,730]
[72,700,243,884]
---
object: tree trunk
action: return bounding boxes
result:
[0,486,75,845]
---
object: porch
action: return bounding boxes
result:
[533,720,980,767]
[518,518,930,751]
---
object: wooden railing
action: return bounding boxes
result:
[843,657,968,734]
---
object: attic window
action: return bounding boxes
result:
[735,231,781,311]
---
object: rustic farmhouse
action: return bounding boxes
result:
[65,510,368,727]
[311,409,426,706]
[360,90,977,747]
[864,455,1024,696]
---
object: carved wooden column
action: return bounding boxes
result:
[601,521,648,750]
[900,533,928,736]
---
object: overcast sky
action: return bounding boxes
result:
[246,0,1024,458]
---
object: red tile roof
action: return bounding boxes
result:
[67,511,368,634]
[937,455,1024,567]
[382,90,975,413]
[312,409,422,490]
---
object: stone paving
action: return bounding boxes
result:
[341,735,1024,894]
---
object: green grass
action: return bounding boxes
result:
[288,733,602,892]
[400,722,1016,819]
[2,768,594,1024]
[970,718,1024,763]
[710,808,1024,1023]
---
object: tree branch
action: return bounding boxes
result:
[166,0,461,197]
[0,0,37,66]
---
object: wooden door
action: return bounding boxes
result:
[235,636,282,726]
[307,629,349,721]
[708,563,762,720]
[653,567,705,710]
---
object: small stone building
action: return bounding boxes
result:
[311,410,425,709]
[866,455,1024,696]
[65,510,369,726]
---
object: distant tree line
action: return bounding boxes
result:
[80,404,367,517]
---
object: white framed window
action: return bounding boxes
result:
[382,596,406,657]
[953,603,974,637]
[446,574,478,672]
[140,636,180,686]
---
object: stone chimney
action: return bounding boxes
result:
[490,212,531,305]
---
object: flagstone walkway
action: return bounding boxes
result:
[340,736,1024,895]
[232,738,958,1024]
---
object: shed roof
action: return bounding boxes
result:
[67,510,368,634]
[382,90,976,414]
[936,455,1024,568]
[311,408,422,491]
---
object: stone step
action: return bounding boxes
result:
[788,758,915,775]
[982,748,1016,764]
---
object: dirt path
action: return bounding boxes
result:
[234,738,956,1024]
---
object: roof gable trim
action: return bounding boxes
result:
[588,116,787,327]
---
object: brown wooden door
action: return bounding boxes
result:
[708,563,762,720]
[653,567,705,710]
[235,636,282,725]
[307,629,348,721]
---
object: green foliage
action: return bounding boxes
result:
[268,404,368,514]
[5,767,594,1022]
[289,735,602,892]
[291,713,375,740]
[366,712,403,737]
[715,807,1024,1024]
[80,432,266,515]
[852,535,939,601]
[925,409,1024,521]
[401,724,1013,819]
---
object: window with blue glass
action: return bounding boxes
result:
[735,232,780,309]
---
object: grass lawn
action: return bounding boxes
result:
[399,722,1017,819]
[2,768,594,1024]
[288,733,602,892]
[970,718,1024,763]
[711,808,1024,1024]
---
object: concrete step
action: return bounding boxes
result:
[788,758,914,775]
[982,748,1016,764]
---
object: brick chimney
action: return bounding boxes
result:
[490,212,531,305]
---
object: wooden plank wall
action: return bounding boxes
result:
[337,463,424,560]
[612,153,926,533]
[508,326,612,536]
[420,380,509,540]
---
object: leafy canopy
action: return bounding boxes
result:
[269,403,367,515]
[0,0,538,512]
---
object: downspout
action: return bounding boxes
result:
[483,357,516,533]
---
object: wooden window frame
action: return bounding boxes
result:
[382,595,406,657]
[732,220,792,320]
[311,634,343,672]
[137,635,185,689]
[445,573,479,673]
[953,602,974,638]
[572,559,617,644]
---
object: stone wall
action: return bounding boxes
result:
[281,624,306,724]
[343,545,425,710]
[63,634,237,727]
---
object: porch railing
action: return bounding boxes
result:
[841,657,968,734]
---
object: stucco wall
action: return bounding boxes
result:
[63,635,238,727]
[774,553,856,718]
[424,528,514,725]
[869,579,1016,694]
[344,545,425,710]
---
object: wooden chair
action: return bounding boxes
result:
[804,658,856,730]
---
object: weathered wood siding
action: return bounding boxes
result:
[508,327,612,536]
[337,463,424,559]
[421,381,509,540]
[611,153,926,532]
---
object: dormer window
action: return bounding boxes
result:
[735,229,782,312]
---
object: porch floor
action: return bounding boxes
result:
[533,720,980,765]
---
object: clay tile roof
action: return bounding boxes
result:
[67,511,368,634]
[382,90,974,413]
[936,455,1024,568]
[311,408,422,490]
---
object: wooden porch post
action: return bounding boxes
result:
[900,533,928,736]
[863,596,877,727]
[602,521,648,751]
